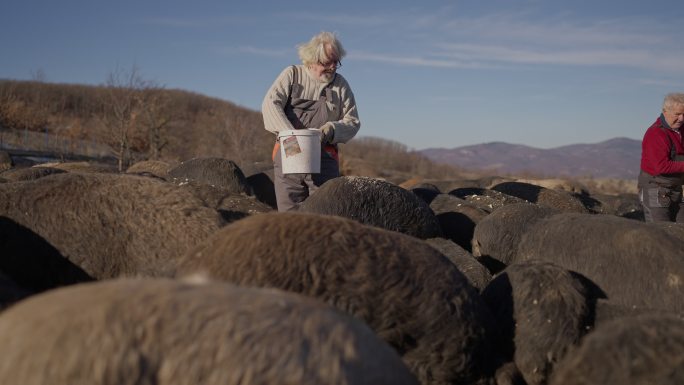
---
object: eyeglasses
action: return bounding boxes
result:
[318,59,342,68]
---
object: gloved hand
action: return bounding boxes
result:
[319,122,335,144]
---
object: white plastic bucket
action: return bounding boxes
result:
[278,129,322,174]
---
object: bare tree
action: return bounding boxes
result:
[221,110,252,165]
[30,68,47,83]
[99,65,148,171]
[0,81,49,138]
[0,82,19,130]
[139,86,175,160]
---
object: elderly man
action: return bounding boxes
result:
[262,31,361,212]
[638,93,684,222]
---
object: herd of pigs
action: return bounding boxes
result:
[0,156,682,385]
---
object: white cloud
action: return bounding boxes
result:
[141,15,257,28]
[441,14,670,47]
[224,7,684,74]
[373,10,682,73]
[212,45,290,57]
[142,17,205,28]
[237,46,290,57]
[636,78,684,87]
[279,11,390,27]
[348,51,502,69]
[434,43,684,73]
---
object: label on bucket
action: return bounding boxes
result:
[282,136,302,158]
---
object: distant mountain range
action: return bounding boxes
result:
[419,137,641,180]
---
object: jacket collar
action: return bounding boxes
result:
[660,113,679,132]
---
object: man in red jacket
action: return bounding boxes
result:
[638,93,684,222]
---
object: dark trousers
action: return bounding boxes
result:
[639,185,684,222]
[273,149,339,212]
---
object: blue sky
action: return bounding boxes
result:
[2,0,683,150]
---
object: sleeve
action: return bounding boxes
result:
[327,76,360,144]
[643,127,684,174]
[261,66,296,135]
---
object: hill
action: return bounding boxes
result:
[0,78,278,170]
[420,137,641,180]
[0,79,641,195]
[0,78,466,181]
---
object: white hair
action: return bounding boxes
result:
[297,31,346,66]
[663,93,684,110]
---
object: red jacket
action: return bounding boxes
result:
[640,116,684,176]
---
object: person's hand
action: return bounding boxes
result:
[319,122,335,144]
